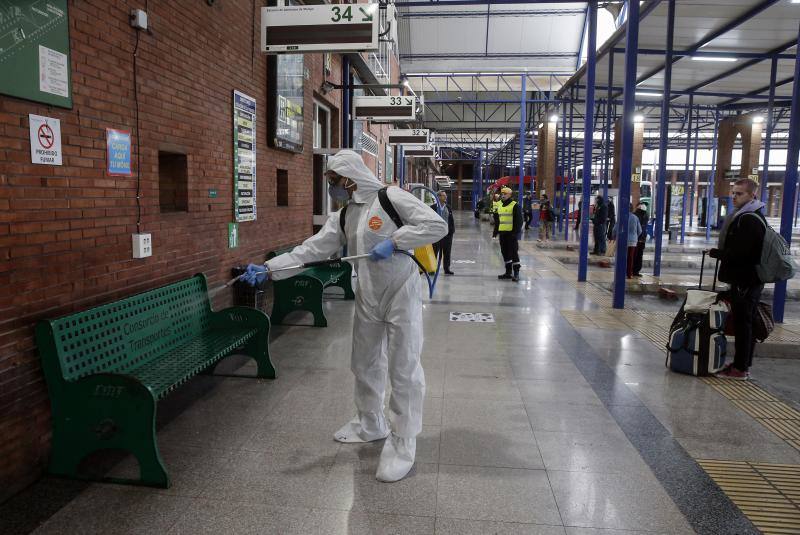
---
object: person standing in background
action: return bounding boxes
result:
[632,202,648,277]
[538,194,554,242]
[494,187,523,281]
[591,195,608,255]
[431,190,455,275]
[606,198,617,252]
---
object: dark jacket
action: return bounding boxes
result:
[539,200,553,222]
[710,211,766,287]
[634,208,648,241]
[592,201,608,225]
[493,198,523,237]
[430,202,455,237]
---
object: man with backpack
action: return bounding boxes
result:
[709,178,766,380]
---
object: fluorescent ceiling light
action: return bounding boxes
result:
[752,115,765,123]
[691,56,738,62]
[633,114,645,123]
[549,115,559,123]
[635,91,662,97]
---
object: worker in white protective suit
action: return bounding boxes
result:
[241,150,447,482]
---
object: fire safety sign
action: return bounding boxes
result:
[29,114,62,165]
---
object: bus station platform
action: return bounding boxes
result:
[4,214,799,535]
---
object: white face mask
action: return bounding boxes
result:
[328,183,350,201]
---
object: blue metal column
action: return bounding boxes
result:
[680,95,694,244]
[398,146,405,187]
[773,22,800,324]
[341,57,350,148]
[559,100,567,233]
[566,87,575,241]
[653,0,675,277]
[603,51,614,200]
[689,116,700,229]
[578,1,597,282]
[478,149,484,200]
[706,110,720,241]
[761,56,778,204]
[612,0,640,309]
[518,74,527,206]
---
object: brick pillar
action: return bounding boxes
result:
[714,114,763,194]
[537,121,557,199]
[611,118,644,205]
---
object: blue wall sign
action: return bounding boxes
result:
[106,128,132,176]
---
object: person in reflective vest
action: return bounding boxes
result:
[491,193,501,215]
[493,187,523,281]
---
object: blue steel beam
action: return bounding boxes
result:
[706,110,720,241]
[653,0,675,278]
[579,2,596,282]
[612,0,641,310]
[399,52,577,60]
[518,74,527,206]
[397,0,606,6]
[773,22,800,324]
[679,39,798,98]
[720,76,794,106]
[603,49,614,200]
[631,0,783,88]
[566,86,574,241]
[680,96,693,244]
[613,48,796,60]
[761,56,778,204]
[401,8,585,17]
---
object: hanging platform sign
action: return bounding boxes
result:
[388,128,429,145]
[353,96,416,122]
[261,4,379,53]
[404,145,435,158]
[233,90,257,222]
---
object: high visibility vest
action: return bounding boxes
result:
[497,201,517,232]
[492,200,501,213]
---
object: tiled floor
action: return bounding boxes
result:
[6,213,800,534]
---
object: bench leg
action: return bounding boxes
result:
[244,333,275,379]
[49,377,170,488]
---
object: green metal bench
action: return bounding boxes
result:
[34,274,273,488]
[270,260,355,327]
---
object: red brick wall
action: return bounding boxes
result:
[0,0,356,501]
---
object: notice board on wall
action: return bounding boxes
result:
[0,0,72,108]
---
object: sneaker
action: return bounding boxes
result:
[715,367,749,380]
[444,270,454,275]
[498,273,512,280]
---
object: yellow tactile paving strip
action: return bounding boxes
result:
[697,460,800,535]
[702,378,800,454]
[561,309,673,348]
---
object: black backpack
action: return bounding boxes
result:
[339,187,403,235]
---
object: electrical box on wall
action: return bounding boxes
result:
[130,9,148,30]
[132,233,152,258]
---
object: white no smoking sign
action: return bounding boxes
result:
[29,114,62,166]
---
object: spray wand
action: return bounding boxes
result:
[225,253,372,287]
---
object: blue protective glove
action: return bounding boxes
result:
[369,239,395,261]
[240,263,269,286]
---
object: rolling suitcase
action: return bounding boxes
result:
[665,251,728,376]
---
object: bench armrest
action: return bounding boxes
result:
[210,306,271,332]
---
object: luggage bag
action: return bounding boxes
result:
[665,251,729,376]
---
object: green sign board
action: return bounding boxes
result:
[228,222,238,249]
[0,0,73,108]
[208,189,218,198]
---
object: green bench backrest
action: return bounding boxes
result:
[42,275,212,383]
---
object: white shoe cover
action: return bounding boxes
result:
[376,434,416,482]
[334,415,390,443]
